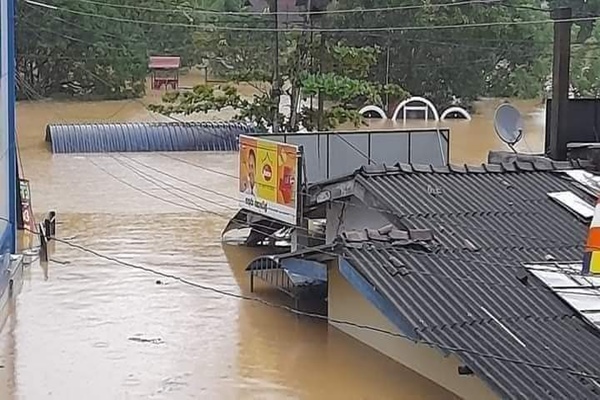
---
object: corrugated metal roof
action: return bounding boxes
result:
[45,122,257,153]
[148,56,181,69]
[326,161,600,399]
[525,262,600,330]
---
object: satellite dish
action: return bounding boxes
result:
[494,103,524,147]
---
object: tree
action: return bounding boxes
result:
[328,1,553,107]
[149,25,408,131]
[16,0,205,99]
[549,0,600,42]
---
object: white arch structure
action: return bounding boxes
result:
[391,96,440,122]
[358,105,387,119]
[440,106,472,121]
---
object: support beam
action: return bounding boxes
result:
[549,7,572,161]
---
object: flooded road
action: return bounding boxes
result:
[0,87,546,399]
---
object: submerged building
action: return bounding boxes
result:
[241,158,600,399]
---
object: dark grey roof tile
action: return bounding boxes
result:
[389,229,410,241]
[361,164,387,175]
[532,159,554,171]
[409,229,434,241]
[552,161,574,170]
[483,163,504,173]
[383,163,401,174]
[343,230,368,242]
[412,164,433,173]
[366,228,388,241]
[378,224,394,235]
[516,161,535,171]
[501,162,518,172]
[466,164,486,173]
[432,165,451,174]
[397,163,413,173]
[449,164,468,173]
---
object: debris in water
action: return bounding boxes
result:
[128,336,164,345]
[49,258,70,265]
[155,280,163,285]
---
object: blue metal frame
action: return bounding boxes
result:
[338,259,416,339]
[7,0,16,253]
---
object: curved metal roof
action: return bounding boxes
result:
[45,121,257,153]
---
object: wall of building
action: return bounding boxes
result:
[328,262,499,400]
[325,199,390,243]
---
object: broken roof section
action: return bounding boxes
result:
[525,262,600,329]
[312,160,600,399]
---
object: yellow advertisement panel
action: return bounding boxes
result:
[239,135,298,224]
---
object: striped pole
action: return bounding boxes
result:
[583,198,600,274]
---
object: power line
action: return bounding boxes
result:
[7,214,599,380]
[88,151,600,285]
[120,153,240,202]
[12,30,595,284]
[109,154,236,210]
[39,0,506,17]
[158,153,239,179]
[23,0,600,33]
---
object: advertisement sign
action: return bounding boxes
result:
[19,179,35,233]
[239,135,299,224]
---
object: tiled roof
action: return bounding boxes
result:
[325,161,600,399]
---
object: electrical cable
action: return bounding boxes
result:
[158,153,239,179]
[10,8,600,383]
[23,0,600,33]
[86,152,600,288]
[6,215,600,380]
[40,0,506,18]
[105,146,589,255]
[108,154,235,211]
[15,0,600,285]
[119,153,240,203]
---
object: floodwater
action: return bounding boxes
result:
[0,76,546,399]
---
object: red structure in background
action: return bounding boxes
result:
[149,56,181,90]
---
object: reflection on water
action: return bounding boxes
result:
[0,91,546,399]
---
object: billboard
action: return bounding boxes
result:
[239,135,299,225]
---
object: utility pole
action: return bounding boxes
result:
[272,0,280,133]
[317,31,325,131]
[549,7,572,160]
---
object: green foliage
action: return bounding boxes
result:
[329,0,553,106]
[17,0,214,99]
[18,0,600,111]
[549,0,600,42]
[152,22,408,131]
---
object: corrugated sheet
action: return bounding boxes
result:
[45,122,257,154]
[148,56,181,69]
[329,161,600,399]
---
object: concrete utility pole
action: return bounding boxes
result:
[549,7,572,160]
[272,0,280,133]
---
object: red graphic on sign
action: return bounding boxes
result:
[262,164,272,181]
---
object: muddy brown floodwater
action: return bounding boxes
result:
[0,84,545,399]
